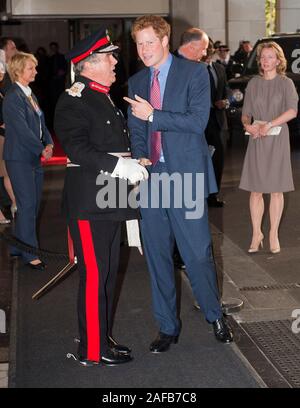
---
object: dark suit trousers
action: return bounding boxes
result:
[140,162,222,336]
[68,219,121,362]
[6,160,43,262]
[205,109,225,192]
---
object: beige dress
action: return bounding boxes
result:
[239,75,298,193]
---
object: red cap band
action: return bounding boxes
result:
[71,37,110,64]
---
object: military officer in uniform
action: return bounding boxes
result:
[54,28,148,366]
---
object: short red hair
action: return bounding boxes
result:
[131,15,171,42]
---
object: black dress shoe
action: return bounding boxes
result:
[67,352,98,367]
[212,317,233,343]
[73,349,132,367]
[74,335,132,355]
[207,197,225,208]
[108,336,131,355]
[101,349,133,366]
[150,332,178,353]
[26,261,46,271]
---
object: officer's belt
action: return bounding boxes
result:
[66,152,132,167]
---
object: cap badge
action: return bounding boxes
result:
[66,82,85,98]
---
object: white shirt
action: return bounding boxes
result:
[16,81,32,97]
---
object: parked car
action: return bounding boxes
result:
[228,33,300,143]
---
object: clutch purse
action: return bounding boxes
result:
[245,120,282,136]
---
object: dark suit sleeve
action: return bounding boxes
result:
[54,96,118,173]
[127,79,149,159]
[33,93,53,146]
[213,63,226,100]
[152,64,211,136]
[217,63,230,101]
[3,91,44,156]
[41,121,53,146]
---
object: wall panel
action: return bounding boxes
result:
[11,0,169,17]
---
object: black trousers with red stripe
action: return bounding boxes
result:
[68,219,121,362]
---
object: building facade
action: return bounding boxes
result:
[0,1,299,64]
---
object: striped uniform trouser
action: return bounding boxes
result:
[68,219,122,362]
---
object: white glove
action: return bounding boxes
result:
[111,158,149,184]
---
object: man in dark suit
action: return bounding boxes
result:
[173,28,209,267]
[233,40,253,66]
[54,28,148,366]
[203,40,230,207]
[176,31,229,207]
[125,15,233,353]
[175,27,209,62]
[215,44,235,80]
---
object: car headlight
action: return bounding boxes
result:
[232,89,244,103]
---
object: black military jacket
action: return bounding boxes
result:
[54,75,138,221]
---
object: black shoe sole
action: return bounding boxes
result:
[101,356,133,366]
[68,353,133,367]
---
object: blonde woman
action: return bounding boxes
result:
[240,42,298,253]
[3,52,53,269]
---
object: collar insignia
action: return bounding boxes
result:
[89,81,110,94]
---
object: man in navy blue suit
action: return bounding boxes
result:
[125,15,233,353]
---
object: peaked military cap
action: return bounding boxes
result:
[219,44,230,51]
[65,27,119,64]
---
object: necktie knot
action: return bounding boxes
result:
[153,69,160,79]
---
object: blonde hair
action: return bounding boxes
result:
[256,41,287,76]
[8,52,37,82]
[131,15,171,42]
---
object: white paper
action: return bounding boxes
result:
[126,219,143,255]
[245,120,281,136]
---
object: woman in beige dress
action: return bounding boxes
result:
[239,41,298,253]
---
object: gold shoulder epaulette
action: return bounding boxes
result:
[65,82,85,98]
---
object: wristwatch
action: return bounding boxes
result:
[148,111,154,123]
